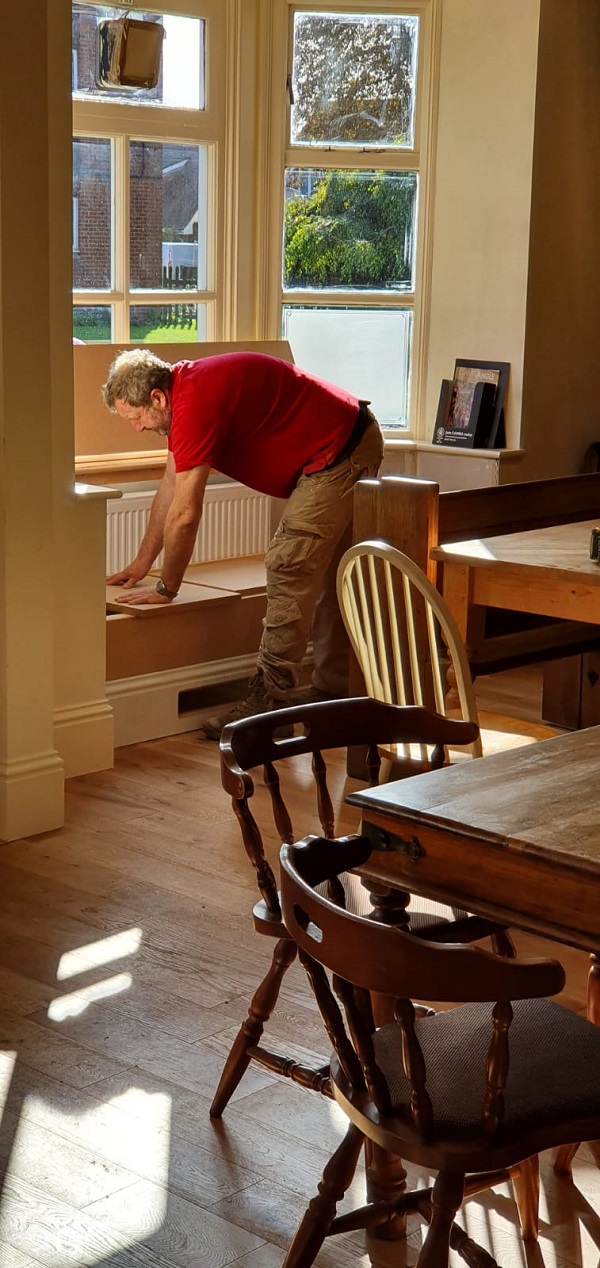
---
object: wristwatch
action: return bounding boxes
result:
[156,578,179,600]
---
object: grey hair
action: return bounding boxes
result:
[102,348,174,410]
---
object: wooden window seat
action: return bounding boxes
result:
[106,555,267,746]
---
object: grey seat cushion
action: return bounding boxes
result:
[373,998,600,1137]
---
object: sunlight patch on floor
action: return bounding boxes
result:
[56,928,142,980]
[47,972,133,1021]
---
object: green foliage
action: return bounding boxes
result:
[284,170,416,289]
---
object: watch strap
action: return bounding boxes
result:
[156,578,179,600]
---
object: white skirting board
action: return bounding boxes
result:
[54,698,115,778]
[0,749,65,842]
[106,654,258,747]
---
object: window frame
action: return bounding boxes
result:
[260,0,438,438]
[72,0,228,344]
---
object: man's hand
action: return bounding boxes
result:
[113,587,173,606]
[106,562,149,587]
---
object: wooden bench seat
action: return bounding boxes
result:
[352,473,600,726]
[106,556,267,744]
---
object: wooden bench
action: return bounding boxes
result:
[352,473,600,725]
[106,556,267,745]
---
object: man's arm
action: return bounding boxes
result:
[106,452,177,586]
[114,463,211,605]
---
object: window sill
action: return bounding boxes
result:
[383,437,526,461]
[381,439,526,490]
[75,451,168,485]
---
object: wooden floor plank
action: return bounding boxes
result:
[0,668,597,1266]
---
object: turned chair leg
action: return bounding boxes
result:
[511,1153,539,1240]
[555,1142,580,1175]
[282,1122,364,1268]
[417,1170,464,1268]
[555,952,600,1173]
[210,936,298,1118]
[491,928,516,957]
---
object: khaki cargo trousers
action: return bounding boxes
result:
[257,412,383,698]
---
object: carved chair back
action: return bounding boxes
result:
[337,541,483,765]
[280,834,564,1142]
[219,697,479,924]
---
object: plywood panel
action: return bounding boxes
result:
[106,580,237,616]
[171,556,267,597]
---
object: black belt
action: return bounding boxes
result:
[327,400,372,468]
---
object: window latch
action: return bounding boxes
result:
[286,74,295,106]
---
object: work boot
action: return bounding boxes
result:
[288,685,347,705]
[201,672,293,741]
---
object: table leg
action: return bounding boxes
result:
[441,561,472,646]
[365,1139,408,1240]
[440,561,475,709]
[587,952,600,1024]
[555,952,600,1175]
[360,880,411,1238]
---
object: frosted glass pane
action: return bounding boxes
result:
[291,12,418,148]
[282,307,411,428]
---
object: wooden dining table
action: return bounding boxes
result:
[431,517,600,643]
[349,723,600,1200]
[348,723,600,963]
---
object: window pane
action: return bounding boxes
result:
[130,304,207,342]
[73,138,112,289]
[282,306,411,428]
[291,12,418,148]
[73,305,112,342]
[284,169,417,291]
[72,5,204,110]
[130,143,207,291]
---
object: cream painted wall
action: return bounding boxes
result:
[48,2,115,781]
[520,0,600,477]
[425,0,541,452]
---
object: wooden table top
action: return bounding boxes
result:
[349,725,600,874]
[349,727,600,949]
[431,518,600,582]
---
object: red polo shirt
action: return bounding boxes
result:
[168,352,359,499]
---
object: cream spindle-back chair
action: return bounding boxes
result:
[337,540,484,771]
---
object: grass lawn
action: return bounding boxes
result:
[73,321,198,343]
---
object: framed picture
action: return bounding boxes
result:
[451,359,509,448]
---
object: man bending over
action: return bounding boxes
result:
[102,348,383,738]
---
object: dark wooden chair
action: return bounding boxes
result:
[279,833,600,1268]
[210,697,513,1120]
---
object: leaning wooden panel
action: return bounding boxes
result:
[74,339,295,461]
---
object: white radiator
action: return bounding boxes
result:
[106,482,272,574]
